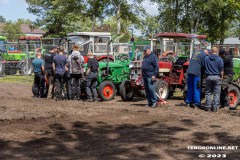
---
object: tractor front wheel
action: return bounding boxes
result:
[119,80,134,101]
[98,81,116,101]
[227,84,240,110]
[155,80,169,100]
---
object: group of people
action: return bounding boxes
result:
[140,45,234,111]
[186,47,233,112]
[32,45,99,102]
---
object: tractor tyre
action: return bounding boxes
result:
[98,58,114,62]
[227,84,240,110]
[20,63,33,75]
[98,80,116,101]
[155,80,169,100]
[4,69,17,75]
[119,80,134,101]
[0,61,5,75]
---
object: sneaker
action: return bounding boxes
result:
[93,98,98,102]
[149,102,158,108]
[87,99,93,102]
[211,108,218,112]
[205,107,211,112]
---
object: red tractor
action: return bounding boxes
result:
[119,32,207,101]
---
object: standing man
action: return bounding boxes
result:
[44,46,57,99]
[67,45,84,100]
[219,50,234,107]
[185,49,208,108]
[142,46,159,108]
[32,51,45,98]
[203,47,224,112]
[86,51,99,102]
[52,46,67,100]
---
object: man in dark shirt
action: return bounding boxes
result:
[141,46,159,108]
[219,50,234,107]
[86,51,99,102]
[185,49,208,108]
[53,46,67,100]
[203,47,224,112]
[32,51,45,98]
[45,46,57,99]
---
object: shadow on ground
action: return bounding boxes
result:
[0,120,239,159]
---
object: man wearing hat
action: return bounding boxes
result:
[141,46,159,108]
[185,49,209,108]
[44,46,58,99]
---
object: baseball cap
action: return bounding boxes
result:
[144,45,151,51]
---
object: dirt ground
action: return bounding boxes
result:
[0,83,239,160]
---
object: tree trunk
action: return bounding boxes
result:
[117,2,121,34]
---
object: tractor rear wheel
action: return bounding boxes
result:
[227,84,240,110]
[119,80,134,101]
[98,81,116,101]
[0,61,5,75]
[155,80,169,100]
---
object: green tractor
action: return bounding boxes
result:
[0,35,43,75]
[61,32,131,101]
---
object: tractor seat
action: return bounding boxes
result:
[173,64,183,70]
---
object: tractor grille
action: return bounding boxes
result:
[130,61,142,80]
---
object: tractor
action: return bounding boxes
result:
[0,35,44,75]
[57,32,130,101]
[119,32,207,101]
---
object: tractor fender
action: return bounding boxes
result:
[96,55,114,62]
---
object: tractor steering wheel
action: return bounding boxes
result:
[119,55,129,63]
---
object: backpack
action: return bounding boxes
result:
[71,54,83,74]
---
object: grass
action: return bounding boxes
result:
[0,75,34,85]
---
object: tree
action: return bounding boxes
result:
[2,21,23,41]
[0,15,6,23]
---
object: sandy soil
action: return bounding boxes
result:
[0,83,239,160]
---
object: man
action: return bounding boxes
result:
[219,50,234,107]
[32,51,45,98]
[52,46,67,100]
[141,46,159,108]
[86,51,99,102]
[67,45,84,100]
[203,47,224,112]
[44,46,57,99]
[185,49,208,108]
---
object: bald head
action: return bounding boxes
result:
[211,47,219,54]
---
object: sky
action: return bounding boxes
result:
[0,0,158,22]
[0,0,37,21]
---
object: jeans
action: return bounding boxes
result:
[55,73,65,98]
[34,72,44,97]
[185,74,201,106]
[143,77,158,105]
[45,70,53,98]
[205,75,222,109]
[85,72,98,100]
[68,74,82,99]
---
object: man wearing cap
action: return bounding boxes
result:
[32,50,45,98]
[44,46,58,99]
[141,46,159,108]
[185,49,209,108]
[203,47,224,112]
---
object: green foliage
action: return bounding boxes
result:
[2,21,23,41]
[0,15,6,23]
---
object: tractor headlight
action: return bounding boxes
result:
[129,62,134,69]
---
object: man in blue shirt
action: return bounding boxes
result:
[32,51,45,98]
[141,46,159,108]
[53,46,67,100]
[203,47,224,112]
[185,49,209,108]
